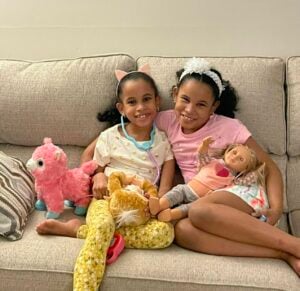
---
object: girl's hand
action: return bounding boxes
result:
[251,208,282,225]
[92,172,108,199]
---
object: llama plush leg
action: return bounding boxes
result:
[73,199,115,290]
[35,199,46,211]
[117,218,174,249]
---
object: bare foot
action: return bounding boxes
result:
[149,197,160,215]
[281,252,300,277]
[36,219,82,237]
[158,209,173,222]
[158,208,184,222]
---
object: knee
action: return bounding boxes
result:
[188,201,214,224]
[174,219,191,245]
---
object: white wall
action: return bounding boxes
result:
[0,0,299,60]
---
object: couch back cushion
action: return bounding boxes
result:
[137,57,286,155]
[0,54,135,147]
[287,57,300,156]
[286,56,300,235]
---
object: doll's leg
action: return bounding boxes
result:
[73,199,115,290]
[117,218,174,249]
[149,184,192,215]
[158,203,191,222]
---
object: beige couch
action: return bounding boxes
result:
[1,54,300,290]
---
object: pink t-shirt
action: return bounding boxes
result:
[155,110,251,183]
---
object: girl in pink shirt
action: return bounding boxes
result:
[154,58,300,276]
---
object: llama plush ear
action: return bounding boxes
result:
[43,137,52,144]
[55,150,62,160]
[138,64,151,75]
[115,70,128,81]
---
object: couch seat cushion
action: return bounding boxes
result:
[0,210,298,291]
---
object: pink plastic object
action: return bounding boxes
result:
[106,234,125,265]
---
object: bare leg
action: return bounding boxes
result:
[175,218,300,276]
[158,208,185,222]
[149,197,170,215]
[36,219,82,237]
[188,191,300,258]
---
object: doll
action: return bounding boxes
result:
[149,136,266,222]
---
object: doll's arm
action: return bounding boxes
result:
[245,137,283,225]
[80,137,98,165]
[158,159,175,198]
[197,137,215,169]
[198,136,214,154]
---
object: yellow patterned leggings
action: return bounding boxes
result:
[73,199,174,290]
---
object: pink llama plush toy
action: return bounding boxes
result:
[26,137,98,219]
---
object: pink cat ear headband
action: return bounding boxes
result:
[115,64,151,96]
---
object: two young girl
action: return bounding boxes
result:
[36,65,175,289]
[38,57,300,282]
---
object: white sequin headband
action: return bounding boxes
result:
[179,58,225,97]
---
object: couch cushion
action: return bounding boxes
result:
[289,210,300,237]
[1,211,298,291]
[137,57,286,155]
[286,56,300,156]
[0,152,35,240]
[286,57,300,235]
[287,157,300,212]
[0,54,135,147]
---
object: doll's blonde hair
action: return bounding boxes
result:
[224,144,266,189]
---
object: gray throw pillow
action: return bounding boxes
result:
[0,151,36,240]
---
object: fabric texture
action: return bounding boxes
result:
[156,111,251,183]
[1,210,296,291]
[287,57,300,156]
[0,151,36,240]
[93,124,173,183]
[0,54,135,147]
[286,57,300,236]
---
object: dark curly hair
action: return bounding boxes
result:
[175,68,239,118]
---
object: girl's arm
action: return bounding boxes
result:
[245,137,283,225]
[80,137,108,199]
[92,166,108,199]
[158,159,175,198]
[80,137,98,164]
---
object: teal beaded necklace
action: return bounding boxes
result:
[120,115,160,184]
[120,115,155,151]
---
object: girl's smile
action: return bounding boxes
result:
[174,79,219,134]
[117,79,159,139]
